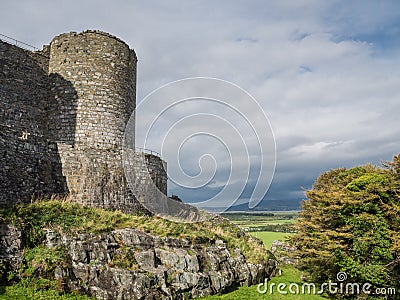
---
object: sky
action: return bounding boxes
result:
[1,0,400,210]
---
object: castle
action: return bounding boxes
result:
[0,30,168,214]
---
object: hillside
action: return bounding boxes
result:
[0,199,276,299]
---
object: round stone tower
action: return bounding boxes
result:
[49,30,136,150]
[48,30,138,212]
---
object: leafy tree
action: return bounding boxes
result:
[290,155,400,296]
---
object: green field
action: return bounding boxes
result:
[222,211,298,231]
[250,231,291,248]
[222,212,296,249]
[221,212,298,228]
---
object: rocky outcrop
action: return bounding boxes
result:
[0,223,275,299]
[45,228,272,299]
[271,240,297,265]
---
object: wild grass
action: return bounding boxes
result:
[200,265,327,299]
[0,277,94,299]
[0,199,269,264]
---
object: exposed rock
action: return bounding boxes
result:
[0,224,275,299]
[271,240,297,265]
[135,249,156,270]
[0,224,22,273]
[45,228,271,299]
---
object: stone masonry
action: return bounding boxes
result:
[0,30,168,213]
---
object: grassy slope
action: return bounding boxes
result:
[201,265,327,299]
[0,199,272,299]
[0,281,94,300]
[201,232,327,300]
[0,199,268,264]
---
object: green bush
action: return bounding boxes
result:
[290,154,400,297]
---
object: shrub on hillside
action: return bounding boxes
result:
[290,154,400,297]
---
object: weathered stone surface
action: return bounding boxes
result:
[135,249,156,270]
[0,224,22,272]
[114,228,154,248]
[271,240,297,265]
[0,39,67,204]
[0,222,275,299]
[43,228,271,299]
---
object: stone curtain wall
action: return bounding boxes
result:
[125,151,206,222]
[0,30,168,214]
[0,40,66,204]
[124,151,169,214]
[145,153,168,196]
